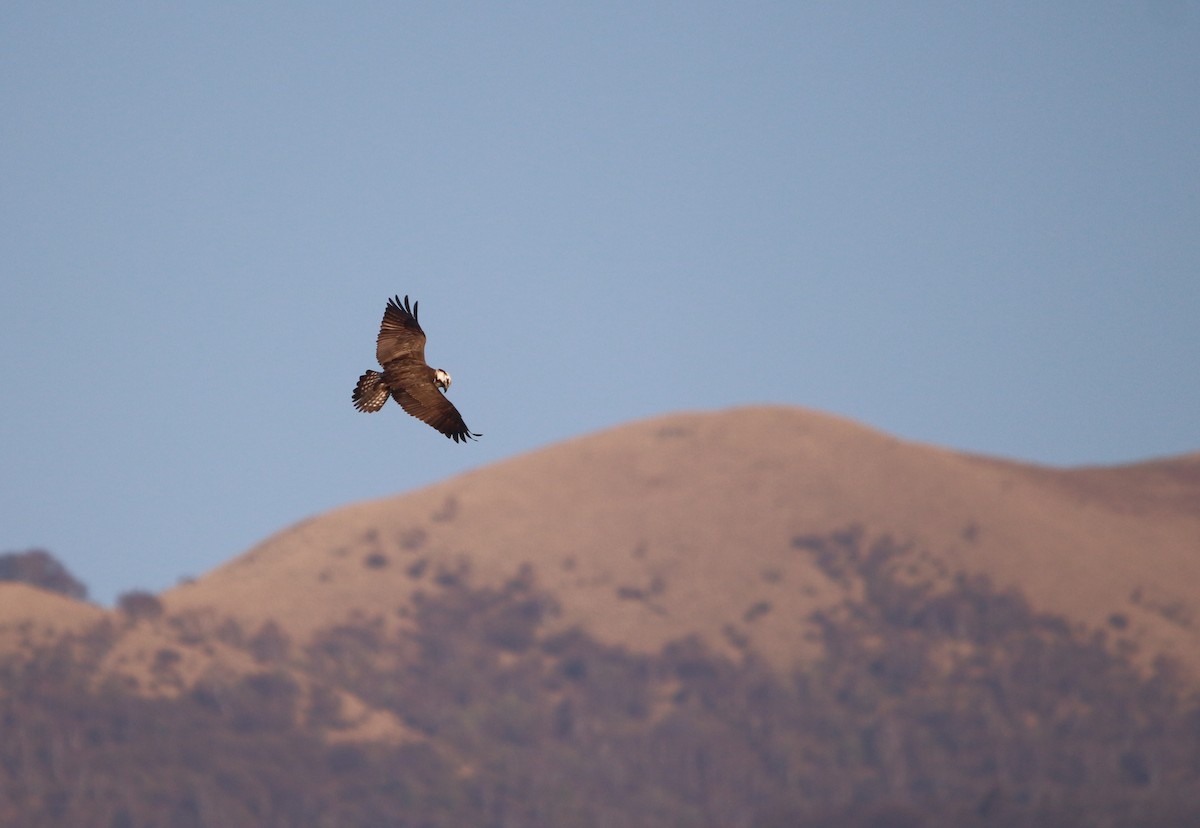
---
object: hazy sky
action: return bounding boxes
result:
[3,3,1197,605]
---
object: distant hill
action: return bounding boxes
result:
[2,406,1198,827]
[164,405,1200,676]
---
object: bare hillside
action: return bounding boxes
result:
[0,582,105,652]
[163,406,1200,675]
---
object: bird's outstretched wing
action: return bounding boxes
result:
[376,295,426,367]
[384,362,480,442]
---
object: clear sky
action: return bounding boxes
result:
[3,3,1197,606]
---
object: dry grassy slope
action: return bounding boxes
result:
[163,406,1200,675]
[0,582,106,652]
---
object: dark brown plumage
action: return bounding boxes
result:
[352,295,480,443]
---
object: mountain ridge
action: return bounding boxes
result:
[154,405,1200,677]
[4,405,1197,680]
[5,405,1200,826]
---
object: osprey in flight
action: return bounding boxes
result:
[352,295,481,442]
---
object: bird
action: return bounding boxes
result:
[352,295,481,442]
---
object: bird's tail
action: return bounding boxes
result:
[352,370,390,412]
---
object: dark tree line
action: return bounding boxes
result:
[0,550,87,601]
[2,532,1199,827]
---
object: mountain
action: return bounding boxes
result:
[3,405,1199,828]
[163,405,1200,677]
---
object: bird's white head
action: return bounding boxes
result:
[434,368,452,391]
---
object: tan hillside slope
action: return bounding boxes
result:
[0,582,107,652]
[165,406,1200,675]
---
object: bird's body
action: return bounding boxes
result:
[353,295,480,442]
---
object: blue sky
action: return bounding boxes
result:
[3,3,1197,606]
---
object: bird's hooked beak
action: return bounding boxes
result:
[434,369,452,392]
